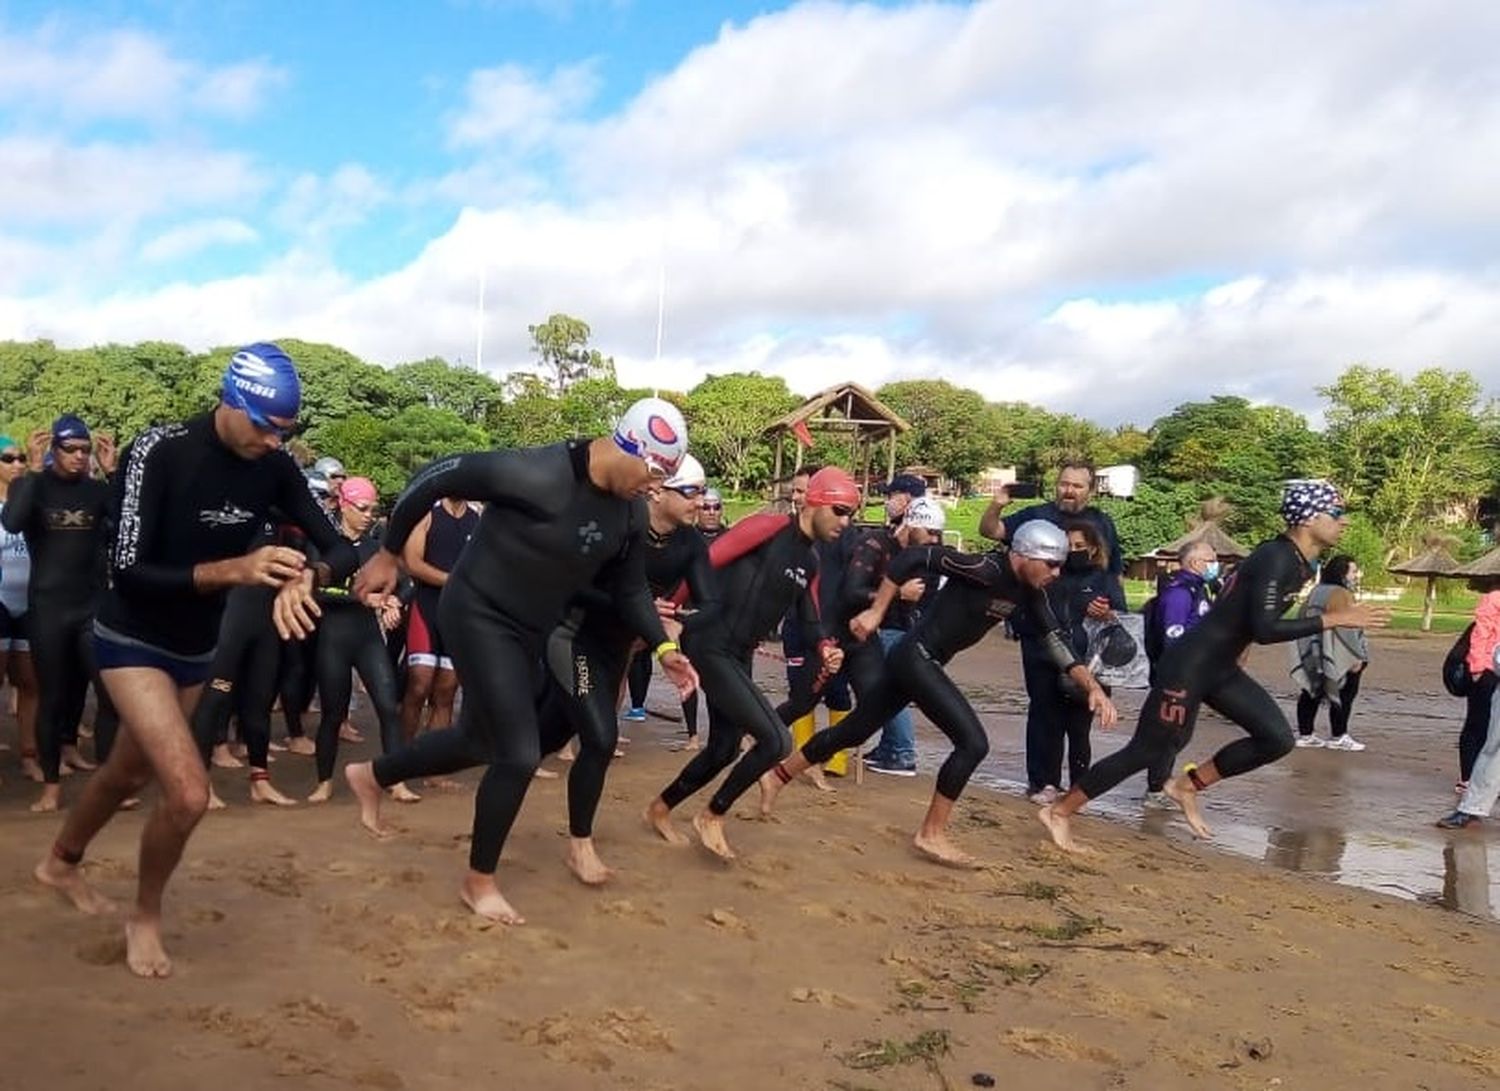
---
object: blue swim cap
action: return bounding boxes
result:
[52,414,91,445]
[222,343,301,428]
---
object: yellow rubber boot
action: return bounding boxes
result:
[790,714,817,752]
[823,708,851,777]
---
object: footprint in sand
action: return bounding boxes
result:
[187,907,226,925]
[75,933,126,966]
[789,986,858,1009]
[1001,1026,1120,1065]
[596,898,668,927]
[705,907,756,938]
[276,996,363,1039]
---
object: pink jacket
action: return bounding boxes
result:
[1468,591,1500,676]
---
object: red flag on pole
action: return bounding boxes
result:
[791,418,814,449]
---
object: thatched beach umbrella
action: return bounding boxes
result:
[1392,540,1460,632]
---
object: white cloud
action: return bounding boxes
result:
[446,62,598,150]
[140,219,259,263]
[5,0,1500,428]
[0,23,284,123]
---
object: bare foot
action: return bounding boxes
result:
[565,838,615,886]
[211,744,242,769]
[307,780,333,804]
[30,784,61,813]
[757,770,787,817]
[338,721,364,743]
[532,766,559,780]
[124,915,172,978]
[643,799,689,846]
[803,767,832,793]
[61,746,97,772]
[268,739,288,753]
[34,855,117,916]
[249,778,296,806]
[1164,777,1213,839]
[1037,804,1083,853]
[913,829,978,869]
[285,736,316,756]
[692,810,736,861]
[344,762,391,838]
[21,754,44,783]
[557,743,576,764]
[459,873,524,924]
[206,785,227,811]
[388,782,422,804]
[683,736,701,753]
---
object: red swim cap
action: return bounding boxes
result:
[339,476,378,507]
[804,467,860,508]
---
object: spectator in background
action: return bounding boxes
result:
[1291,555,1370,751]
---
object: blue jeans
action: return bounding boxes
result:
[870,629,916,763]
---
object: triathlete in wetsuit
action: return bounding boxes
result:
[761,521,1116,867]
[191,516,310,805]
[1039,482,1385,852]
[344,398,698,926]
[539,455,717,885]
[36,345,358,979]
[1,415,119,811]
[400,497,478,743]
[308,478,411,804]
[644,467,856,861]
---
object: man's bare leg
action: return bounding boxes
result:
[757,752,811,816]
[459,870,524,924]
[34,724,153,915]
[643,797,689,846]
[343,760,392,838]
[1164,762,1217,839]
[565,836,614,885]
[30,782,62,813]
[399,664,435,744]
[114,673,211,978]
[388,782,422,803]
[913,793,977,868]
[692,810,736,861]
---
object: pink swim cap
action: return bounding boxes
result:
[339,476,378,507]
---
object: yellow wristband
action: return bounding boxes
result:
[654,641,679,660]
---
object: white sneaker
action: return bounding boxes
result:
[1326,735,1366,752]
[1295,736,1325,749]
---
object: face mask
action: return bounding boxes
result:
[1202,561,1221,582]
[1064,549,1093,574]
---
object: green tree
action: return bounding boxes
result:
[685,373,797,492]
[390,358,507,424]
[526,313,615,395]
[876,380,993,484]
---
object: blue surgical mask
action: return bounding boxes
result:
[1202,561,1221,582]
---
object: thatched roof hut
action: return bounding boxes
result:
[1394,538,1462,632]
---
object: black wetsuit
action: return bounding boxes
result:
[658,512,830,816]
[98,414,357,662]
[779,534,858,721]
[541,523,717,837]
[801,544,1079,801]
[369,441,670,874]
[312,530,403,783]
[1,468,116,781]
[828,527,934,708]
[191,520,308,769]
[1074,536,1317,801]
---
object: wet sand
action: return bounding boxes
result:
[2,629,1497,1090]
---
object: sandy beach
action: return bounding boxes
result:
[2,629,1497,1091]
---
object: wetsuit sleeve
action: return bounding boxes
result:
[840,536,885,615]
[682,534,720,617]
[603,531,671,649]
[278,459,359,583]
[887,544,1004,589]
[707,511,793,568]
[0,472,38,533]
[382,448,555,555]
[1247,551,1322,644]
[110,437,196,596]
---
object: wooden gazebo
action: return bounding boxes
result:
[763,382,910,491]
[1128,501,1251,581]
[1389,542,1460,632]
